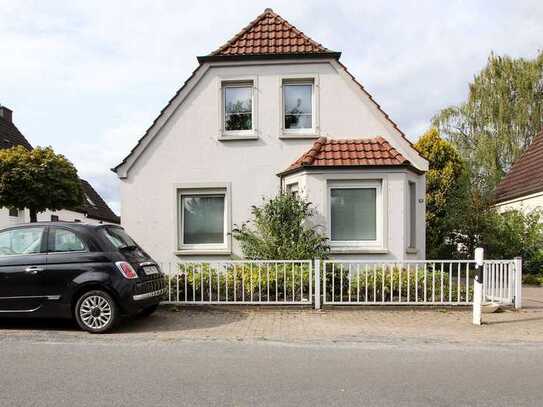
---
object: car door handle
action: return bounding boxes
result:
[25,266,44,274]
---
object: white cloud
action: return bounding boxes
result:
[1,0,542,212]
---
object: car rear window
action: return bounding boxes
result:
[100,227,137,249]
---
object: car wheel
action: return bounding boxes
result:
[139,304,159,318]
[75,290,118,333]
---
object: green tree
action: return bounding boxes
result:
[232,192,329,260]
[415,128,469,259]
[0,146,84,222]
[433,51,543,194]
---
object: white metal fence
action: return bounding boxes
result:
[162,260,312,305]
[483,260,516,305]
[318,259,520,307]
[160,258,521,308]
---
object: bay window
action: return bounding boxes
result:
[328,181,382,248]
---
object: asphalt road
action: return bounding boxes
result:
[1,335,542,407]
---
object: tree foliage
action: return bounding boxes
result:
[232,192,329,260]
[415,128,468,259]
[0,146,84,222]
[433,51,543,194]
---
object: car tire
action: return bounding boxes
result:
[75,290,119,333]
[139,304,159,318]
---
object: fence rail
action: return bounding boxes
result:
[160,258,520,308]
[162,260,312,305]
[321,260,477,305]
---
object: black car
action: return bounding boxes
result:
[0,222,166,333]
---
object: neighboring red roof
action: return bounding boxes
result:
[495,131,543,204]
[210,8,333,57]
[280,137,410,175]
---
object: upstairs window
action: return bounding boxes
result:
[8,207,19,217]
[283,80,313,131]
[223,82,253,133]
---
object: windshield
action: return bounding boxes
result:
[100,226,137,250]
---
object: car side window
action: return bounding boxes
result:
[50,228,87,253]
[0,227,46,256]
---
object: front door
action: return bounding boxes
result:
[0,226,48,312]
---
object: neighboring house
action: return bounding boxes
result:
[113,9,428,262]
[495,130,543,212]
[0,105,120,227]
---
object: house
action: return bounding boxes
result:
[113,9,428,262]
[495,130,543,212]
[0,105,120,226]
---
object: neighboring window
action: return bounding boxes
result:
[283,81,313,131]
[8,207,18,217]
[50,228,86,252]
[0,227,45,256]
[408,182,417,249]
[286,183,299,197]
[179,191,226,249]
[100,226,137,249]
[51,215,59,222]
[223,82,253,132]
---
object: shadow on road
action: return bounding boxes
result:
[0,307,249,335]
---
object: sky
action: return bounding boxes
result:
[1,0,542,214]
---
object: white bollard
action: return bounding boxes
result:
[473,247,484,325]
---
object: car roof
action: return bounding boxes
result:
[2,222,123,231]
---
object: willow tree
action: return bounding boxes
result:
[433,51,543,194]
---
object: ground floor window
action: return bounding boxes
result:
[178,188,227,251]
[328,181,382,247]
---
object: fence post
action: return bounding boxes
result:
[473,247,484,325]
[314,259,321,310]
[514,257,523,309]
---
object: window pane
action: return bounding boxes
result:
[101,227,137,249]
[284,84,312,114]
[409,182,416,248]
[51,229,86,252]
[224,86,252,131]
[182,195,225,244]
[285,114,312,130]
[331,188,376,241]
[0,227,44,256]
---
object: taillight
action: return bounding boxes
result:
[115,261,138,279]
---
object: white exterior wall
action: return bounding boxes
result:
[119,59,427,263]
[0,207,114,228]
[283,169,425,261]
[495,191,543,213]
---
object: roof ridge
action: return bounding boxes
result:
[209,8,331,57]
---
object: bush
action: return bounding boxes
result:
[523,274,543,286]
[166,262,312,302]
[232,192,329,260]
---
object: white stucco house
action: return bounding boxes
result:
[0,105,120,227]
[113,9,428,263]
[494,130,543,213]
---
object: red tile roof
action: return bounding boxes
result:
[280,137,410,175]
[494,130,543,204]
[210,8,333,57]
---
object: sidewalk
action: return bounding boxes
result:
[1,286,543,345]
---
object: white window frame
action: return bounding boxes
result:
[280,75,319,139]
[327,180,383,249]
[286,182,299,197]
[175,183,231,255]
[219,78,257,140]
